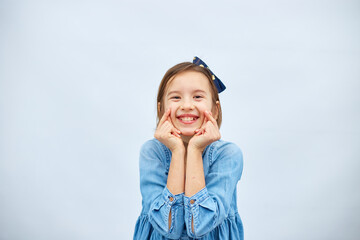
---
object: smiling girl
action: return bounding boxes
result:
[134,57,244,239]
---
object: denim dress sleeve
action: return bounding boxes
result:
[183,141,243,238]
[135,139,185,239]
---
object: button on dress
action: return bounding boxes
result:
[133,139,244,240]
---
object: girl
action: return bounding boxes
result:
[134,57,244,239]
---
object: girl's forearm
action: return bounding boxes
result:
[166,149,186,231]
[185,147,206,197]
[166,149,186,195]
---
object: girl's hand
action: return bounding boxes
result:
[154,109,185,153]
[188,110,221,152]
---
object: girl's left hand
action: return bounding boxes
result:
[188,110,221,152]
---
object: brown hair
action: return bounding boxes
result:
[156,62,222,128]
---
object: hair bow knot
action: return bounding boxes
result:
[193,56,226,93]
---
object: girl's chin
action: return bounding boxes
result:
[181,132,195,136]
[179,129,197,136]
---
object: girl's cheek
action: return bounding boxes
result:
[198,105,210,114]
[167,104,175,112]
[166,104,177,117]
[164,102,173,112]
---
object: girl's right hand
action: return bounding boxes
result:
[154,109,184,153]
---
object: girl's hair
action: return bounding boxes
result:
[156,62,222,128]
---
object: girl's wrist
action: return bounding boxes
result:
[171,146,186,155]
[187,144,204,154]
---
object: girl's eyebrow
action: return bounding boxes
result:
[193,89,207,94]
[167,89,207,96]
[167,90,181,96]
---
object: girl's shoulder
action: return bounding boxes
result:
[205,139,243,165]
[210,139,242,151]
[140,138,171,162]
[140,138,163,151]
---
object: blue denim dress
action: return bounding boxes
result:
[133,138,244,239]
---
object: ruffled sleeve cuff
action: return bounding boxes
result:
[184,187,217,238]
[163,186,184,206]
[148,186,185,238]
[184,186,209,206]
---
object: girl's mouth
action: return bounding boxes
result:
[177,116,199,124]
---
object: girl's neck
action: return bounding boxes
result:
[181,135,192,148]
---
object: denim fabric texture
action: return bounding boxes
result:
[133,138,244,240]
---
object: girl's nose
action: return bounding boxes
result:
[180,100,195,110]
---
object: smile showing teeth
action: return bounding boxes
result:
[180,117,196,121]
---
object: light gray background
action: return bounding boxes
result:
[1,0,359,239]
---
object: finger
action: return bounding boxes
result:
[162,110,181,133]
[166,115,181,134]
[199,112,208,129]
[167,111,174,126]
[194,118,206,134]
[196,125,206,135]
[171,127,181,137]
[155,119,170,139]
[161,123,180,139]
[172,132,181,138]
[158,108,171,127]
[206,122,216,136]
[157,122,171,139]
[162,120,180,136]
[206,121,221,140]
[205,111,218,126]
[198,116,209,133]
[201,128,206,135]
[195,128,204,136]
[202,112,212,128]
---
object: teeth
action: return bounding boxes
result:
[180,117,196,121]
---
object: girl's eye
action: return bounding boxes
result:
[171,96,181,100]
[194,95,203,99]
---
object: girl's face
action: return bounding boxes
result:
[162,71,219,136]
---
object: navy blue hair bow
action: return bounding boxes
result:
[193,56,226,93]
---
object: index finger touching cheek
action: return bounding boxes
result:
[205,110,218,125]
[159,108,171,126]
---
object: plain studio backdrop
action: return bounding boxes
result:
[0,0,359,239]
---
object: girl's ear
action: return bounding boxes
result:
[214,101,220,120]
[157,102,161,115]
